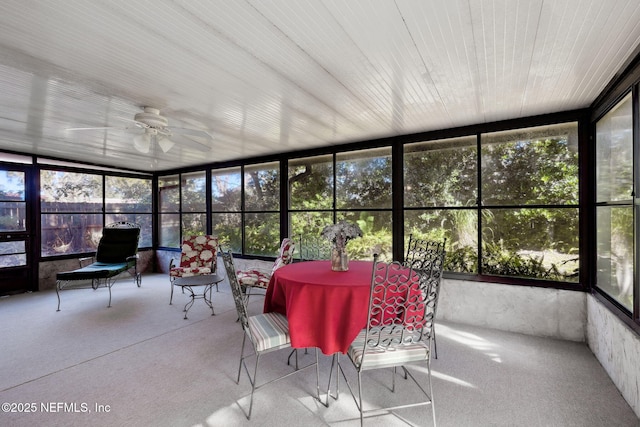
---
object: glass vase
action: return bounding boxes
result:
[331,247,349,271]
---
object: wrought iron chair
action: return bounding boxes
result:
[169,235,219,305]
[335,255,442,426]
[221,249,319,420]
[296,233,331,261]
[55,222,141,311]
[236,237,295,303]
[404,235,446,358]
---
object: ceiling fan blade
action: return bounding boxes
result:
[66,126,119,131]
[169,127,213,140]
[170,133,212,152]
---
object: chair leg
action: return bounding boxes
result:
[392,366,396,392]
[315,350,321,404]
[247,352,260,420]
[55,282,62,312]
[169,283,174,305]
[433,327,438,359]
[106,279,112,308]
[428,363,436,426]
[237,333,249,384]
[287,349,299,370]
[357,370,364,427]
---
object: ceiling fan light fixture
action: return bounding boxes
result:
[158,135,175,153]
[133,133,151,153]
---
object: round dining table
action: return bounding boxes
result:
[263,260,374,355]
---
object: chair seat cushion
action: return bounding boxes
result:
[237,269,270,289]
[248,312,291,352]
[57,262,131,281]
[170,266,213,278]
[347,329,430,370]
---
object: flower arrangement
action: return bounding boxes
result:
[321,220,363,252]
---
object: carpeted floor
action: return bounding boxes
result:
[0,272,637,427]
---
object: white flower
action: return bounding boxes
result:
[321,220,363,251]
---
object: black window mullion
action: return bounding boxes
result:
[476,133,483,275]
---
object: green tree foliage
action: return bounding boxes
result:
[404,131,579,281]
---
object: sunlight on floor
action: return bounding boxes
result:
[431,370,476,388]
[437,323,503,363]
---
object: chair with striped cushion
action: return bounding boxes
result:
[335,255,442,426]
[236,237,295,304]
[221,249,318,420]
[169,235,219,305]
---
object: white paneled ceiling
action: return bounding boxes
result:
[0,0,639,172]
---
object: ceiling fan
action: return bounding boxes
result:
[66,107,213,153]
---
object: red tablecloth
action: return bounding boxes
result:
[264,260,374,355]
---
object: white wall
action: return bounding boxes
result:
[586,295,640,418]
[437,278,586,341]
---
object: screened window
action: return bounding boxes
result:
[158,174,180,247]
[336,148,393,260]
[480,123,580,281]
[0,170,27,268]
[404,136,478,272]
[244,162,280,256]
[211,167,242,252]
[40,170,103,256]
[288,154,334,258]
[0,170,26,232]
[595,93,633,311]
[105,176,153,248]
[40,170,152,256]
[181,171,207,237]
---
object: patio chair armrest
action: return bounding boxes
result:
[79,256,95,268]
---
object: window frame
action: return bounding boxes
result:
[39,165,153,259]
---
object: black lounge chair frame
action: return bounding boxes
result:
[55,222,142,311]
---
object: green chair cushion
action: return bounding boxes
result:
[56,262,131,281]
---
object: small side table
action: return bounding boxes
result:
[172,274,224,319]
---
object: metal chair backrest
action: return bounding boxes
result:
[362,257,430,354]
[403,236,446,321]
[297,234,331,261]
[405,235,446,268]
[221,249,249,330]
[95,222,140,263]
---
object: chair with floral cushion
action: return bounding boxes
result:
[169,235,219,305]
[236,237,295,304]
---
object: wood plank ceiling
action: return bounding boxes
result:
[0,0,639,172]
